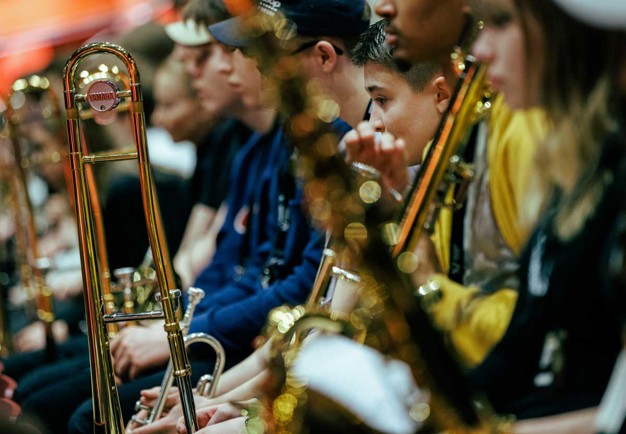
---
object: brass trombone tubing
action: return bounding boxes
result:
[63,42,197,433]
[82,149,138,164]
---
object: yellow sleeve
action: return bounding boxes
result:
[425,97,546,367]
[488,96,548,254]
[427,274,518,367]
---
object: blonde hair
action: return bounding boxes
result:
[517,0,622,241]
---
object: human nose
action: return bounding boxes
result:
[215,47,235,75]
[368,103,386,132]
[374,0,397,19]
[471,29,495,65]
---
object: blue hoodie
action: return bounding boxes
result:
[188,118,352,358]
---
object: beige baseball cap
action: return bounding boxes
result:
[552,0,626,29]
[164,19,213,46]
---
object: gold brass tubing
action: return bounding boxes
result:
[82,149,138,164]
[103,311,166,323]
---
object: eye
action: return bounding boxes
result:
[487,11,513,28]
[374,97,387,108]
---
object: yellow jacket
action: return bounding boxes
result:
[428,95,547,366]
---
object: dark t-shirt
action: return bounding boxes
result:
[104,169,189,271]
[189,119,253,209]
[471,131,626,419]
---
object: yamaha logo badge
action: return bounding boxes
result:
[86,80,120,112]
[259,0,281,16]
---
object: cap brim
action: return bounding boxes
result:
[165,20,212,46]
[553,0,626,29]
[208,17,253,48]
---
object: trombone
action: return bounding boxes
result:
[63,42,198,433]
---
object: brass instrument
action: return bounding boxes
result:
[1,75,67,358]
[131,287,226,427]
[63,42,198,433]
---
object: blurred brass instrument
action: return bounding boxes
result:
[63,42,198,433]
[131,287,226,427]
[0,75,67,358]
[234,11,503,434]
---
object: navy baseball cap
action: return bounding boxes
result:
[208,0,370,48]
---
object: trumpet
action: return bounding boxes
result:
[63,42,198,433]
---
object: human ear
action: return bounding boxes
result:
[432,75,452,114]
[314,40,339,73]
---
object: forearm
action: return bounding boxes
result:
[513,407,597,434]
[211,370,270,405]
[214,340,271,396]
[177,204,217,254]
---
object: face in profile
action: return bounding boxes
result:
[174,43,242,118]
[227,49,264,111]
[375,0,470,65]
[365,63,448,165]
[151,67,209,144]
[471,0,543,109]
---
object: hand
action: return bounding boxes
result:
[14,320,69,352]
[47,269,83,300]
[203,403,244,426]
[175,403,244,434]
[126,385,183,430]
[344,121,410,199]
[138,386,181,410]
[129,395,212,434]
[411,233,442,288]
[111,324,170,381]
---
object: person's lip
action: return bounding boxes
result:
[384,27,399,47]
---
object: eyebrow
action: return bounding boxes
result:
[366,84,385,93]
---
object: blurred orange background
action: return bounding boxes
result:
[0,0,176,93]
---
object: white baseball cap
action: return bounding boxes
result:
[164,19,212,46]
[552,0,626,29]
